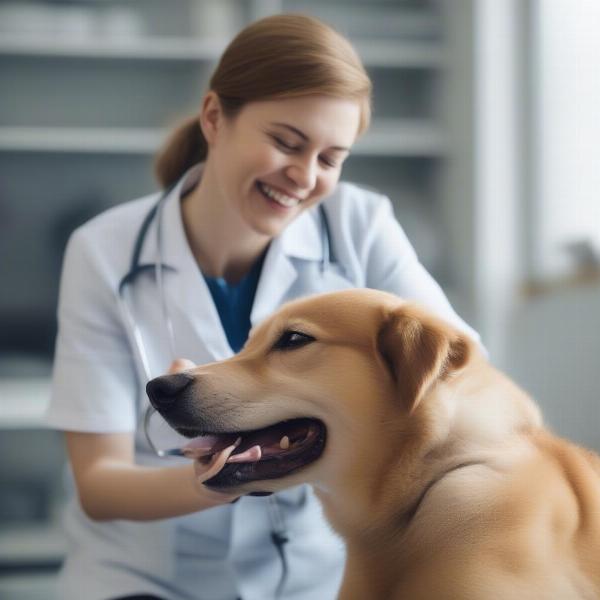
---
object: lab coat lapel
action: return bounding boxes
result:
[251,207,323,326]
[250,237,298,326]
[139,168,330,357]
[144,176,233,362]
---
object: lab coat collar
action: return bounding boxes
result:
[250,207,325,324]
[279,207,324,262]
[138,164,325,269]
[137,166,197,270]
[136,165,327,356]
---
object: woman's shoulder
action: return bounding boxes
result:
[325,180,389,209]
[322,180,392,224]
[63,192,161,281]
[74,192,160,244]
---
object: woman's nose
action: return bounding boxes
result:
[285,158,317,191]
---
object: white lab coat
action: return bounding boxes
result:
[46,166,480,600]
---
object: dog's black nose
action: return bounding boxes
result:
[146,372,194,410]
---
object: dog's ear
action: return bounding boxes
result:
[377,306,471,413]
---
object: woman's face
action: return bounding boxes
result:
[203,94,361,238]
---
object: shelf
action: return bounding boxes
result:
[283,3,442,43]
[0,127,165,154]
[0,572,59,600]
[0,378,51,429]
[0,33,227,61]
[355,119,445,156]
[0,33,443,68]
[520,268,600,299]
[0,520,65,570]
[0,121,444,156]
[355,39,445,68]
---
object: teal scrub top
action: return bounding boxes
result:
[203,250,267,353]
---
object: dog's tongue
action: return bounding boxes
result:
[180,434,263,462]
[179,420,313,463]
[180,434,236,458]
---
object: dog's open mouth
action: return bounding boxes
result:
[177,418,326,489]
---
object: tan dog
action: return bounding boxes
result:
[147,289,600,600]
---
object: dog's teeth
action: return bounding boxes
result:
[227,444,262,463]
[279,436,290,450]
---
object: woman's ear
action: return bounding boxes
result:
[199,91,224,145]
[377,305,471,414]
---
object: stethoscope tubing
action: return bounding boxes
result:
[115,181,339,597]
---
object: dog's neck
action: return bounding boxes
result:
[319,450,515,600]
[315,365,542,555]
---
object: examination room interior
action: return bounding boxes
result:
[0,1,598,598]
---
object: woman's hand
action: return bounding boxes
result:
[167,358,241,506]
[65,358,241,522]
[166,358,196,374]
[191,443,241,504]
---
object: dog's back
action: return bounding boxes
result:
[360,428,600,600]
[326,293,600,600]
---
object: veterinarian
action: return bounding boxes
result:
[46,13,481,600]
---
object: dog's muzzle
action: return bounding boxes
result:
[146,373,327,490]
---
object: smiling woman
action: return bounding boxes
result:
[157,14,371,283]
[185,94,361,257]
[155,13,371,191]
[45,12,480,600]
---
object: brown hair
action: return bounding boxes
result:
[155,14,372,188]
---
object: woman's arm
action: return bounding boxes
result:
[65,429,239,521]
[50,230,238,521]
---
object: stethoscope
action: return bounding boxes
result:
[118,180,335,389]
[116,176,336,598]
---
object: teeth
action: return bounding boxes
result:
[279,436,290,450]
[227,444,262,463]
[260,183,300,208]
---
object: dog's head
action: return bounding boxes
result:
[146,289,475,496]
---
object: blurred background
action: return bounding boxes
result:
[0,0,597,597]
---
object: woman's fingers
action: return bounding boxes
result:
[192,440,242,503]
[194,438,241,481]
[167,358,196,374]
[167,360,240,503]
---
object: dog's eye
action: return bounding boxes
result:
[273,330,315,351]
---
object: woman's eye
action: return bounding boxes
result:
[319,155,337,168]
[273,330,315,351]
[272,136,298,152]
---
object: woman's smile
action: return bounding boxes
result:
[256,181,303,209]
[203,94,361,239]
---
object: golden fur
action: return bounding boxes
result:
[175,289,600,599]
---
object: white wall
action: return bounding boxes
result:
[511,0,600,452]
[507,284,600,452]
[474,0,521,361]
[533,0,600,279]
[475,0,600,453]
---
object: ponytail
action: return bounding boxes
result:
[154,116,208,189]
